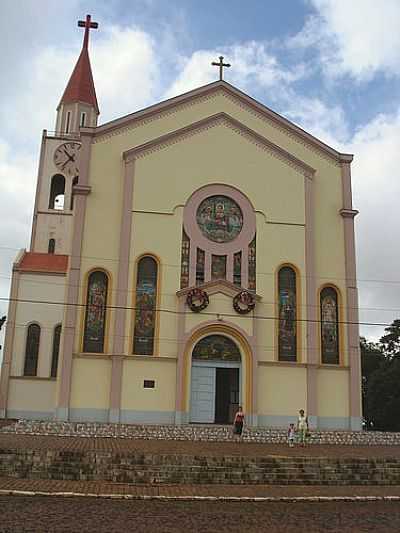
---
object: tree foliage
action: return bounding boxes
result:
[361,320,400,431]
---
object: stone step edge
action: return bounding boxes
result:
[0,489,400,502]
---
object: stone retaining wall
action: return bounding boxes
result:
[1,447,400,485]
[2,420,400,446]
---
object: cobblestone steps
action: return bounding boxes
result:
[1,447,400,485]
[2,419,400,446]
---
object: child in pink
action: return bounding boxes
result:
[288,423,296,447]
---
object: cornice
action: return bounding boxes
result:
[123,112,316,177]
[73,184,92,196]
[177,278,262,301]
[340,208,359,218]
[92,81,352,164]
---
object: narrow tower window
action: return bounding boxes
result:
[70,176,79,210]
[65,111,71,134]
[48,239,55,254]
[80,112,86,127]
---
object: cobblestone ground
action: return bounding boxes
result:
[1,496,400,532]
[1,432,400,458]
[2,476,400,497]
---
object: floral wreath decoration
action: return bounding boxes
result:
[233,290,256,314]
[186,288,209,313]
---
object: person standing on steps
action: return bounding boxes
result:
[233,406,245,441]
[297,409,308,446]
[288,423,296,447]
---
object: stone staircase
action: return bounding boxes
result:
[1,449,400,485]
[2,419,400,446]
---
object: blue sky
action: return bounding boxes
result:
[1,0,400,353]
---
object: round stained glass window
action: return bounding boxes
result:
[196,195,243,243]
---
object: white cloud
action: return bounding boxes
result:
[1,6,400,360]
[1,24,160,146]
[164,42,307,99]
[282,94,350,146]
[291,0,400,80]
[290,104,400,339]
[0,140,36,354]
[93,26,160,123]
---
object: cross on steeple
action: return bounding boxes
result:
[211,56,231,81]
[78,14,98,49]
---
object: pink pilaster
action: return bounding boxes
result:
[340,159,361,430]
[29,130,47,251]
[0,268,21,417]
[304,172,318,426]
[56,131,93,420]
[109,159,135,422]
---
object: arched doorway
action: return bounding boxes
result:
[190,334,241,424]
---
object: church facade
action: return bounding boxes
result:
[0,17,362,430]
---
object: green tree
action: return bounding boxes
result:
[380,319,400,357]
[361,320,400,431]
[360,337,385,429]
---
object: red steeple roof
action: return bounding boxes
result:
[58,15,99,114]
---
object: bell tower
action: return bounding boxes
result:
[29,15,99,255]
[55,14,99,134]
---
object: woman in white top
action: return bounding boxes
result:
[297,409,308,446]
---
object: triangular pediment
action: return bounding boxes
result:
[123,112,315,177]
[177,279,261,301]
[92,81,352,163]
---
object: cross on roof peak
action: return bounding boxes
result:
[211,56,231,81]
[78,14,98,49]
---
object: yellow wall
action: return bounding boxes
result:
[76,89,347,365]
[257,365,307,416]
[317,368,349,418]
[121,358,176,412]
[12,273,65,377]
[8,378,56,413]
[65,86,350,421]
[70,358,111,409]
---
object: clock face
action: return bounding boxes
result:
[53,142,81,177]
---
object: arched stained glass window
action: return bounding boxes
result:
[195,248,205,286]
[180,230,190,289]
[321,287,339,364]
[51,324,62,378]
[248,236,256,291]
[278,267,297,361]
[233,251,242,286]
[83,271,108,353]
[192,335,241,361]
[24,324,41,376]
[133,257,158,355]
[211,255,226,280]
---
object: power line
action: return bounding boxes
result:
[0,295,394,329]
[7,321,344,353]
[1,243,400,286]
[0,272,399,315]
